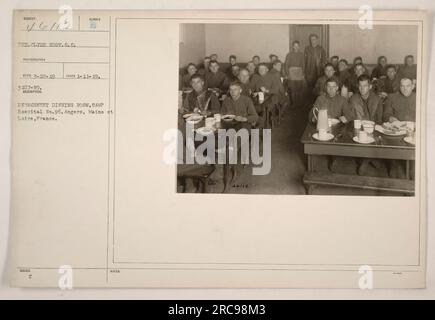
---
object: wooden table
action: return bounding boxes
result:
[300,121,415,195]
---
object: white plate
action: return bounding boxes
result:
[375,124,406,136]
[222,114,236,121]
[329,118,340,125]
[353,136,375,144]
[312,132,334,141]
[404,136,415,145]
[196,127,216,136]
[183,113,199,119]
[186,114,203,121]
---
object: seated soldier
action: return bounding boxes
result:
[348,74,383,124]
[330,55,339,72]
[313,63,338,96]
[371,56,388,80]
[384,77,416,178]
[309,78,355,175]
[179,73,220,117]
[180,63,197,89]
[226,54,237,78]
[349,74,388,177]
[237,68,254,97]
[205,61,229,93]
[348,63,367,97]
[251,63,284,96]
[383,77,416,123]
[309,77,351,123]
[337,59,351,96]
[197,56,211,76]
[377,64,400,98]
[252,55,260,71]
[246,61,257,78]
[397,55,417,84]
[209,82,260,186]
[229,64,241,82]
[221,82,259,126]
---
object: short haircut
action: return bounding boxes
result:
[354,56,363,62]
[229,54,236,60]
[378,55,387,62]
[258,62,269,69]
[269,54,277,59]
[400,77,413,84]
[204,56,210,60]
[252,55,260,60]
[292,40,300,46]
[190,73,204,82]
[339,59,348,65]
[324,62,335,70]
[357,74,371,84]
[231,64,240,69]
[309,33,318,39]
[331,55,339,60]
[325,77,339,86]
[405,55,414,60]
[273,60,282,66]
[210,61,219,66]
[386,64,396,72]
[187,63,197,69]
[229,81,242,88]
[246,61,255,66]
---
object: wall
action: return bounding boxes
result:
[179,23,205,67]
[204,24,290,63]
[329,25,418,64]
[178,24,418,67]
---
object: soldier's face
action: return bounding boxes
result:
[380,57,387,66]
[191,78,204,92]
[387,68,396,79]
[210,63,219,73]
[325,66,335,78]
[358,80,371,96]
[310,36,318,46]
[253,57,260,65]
[238,70,250,84]
[232,66,240,77]
[326,82,338,97]
[258,66,268,76]
[230,57,236,65]
[187,65,197,75]
[229,85,242,99]
[247,63,255,74]
[400,79,414,97]
[406,57,414,66]
[274,63,282,72]
[355,66,364,77]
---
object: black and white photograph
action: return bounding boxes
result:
[177,23,418,196]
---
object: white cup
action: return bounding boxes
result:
[354,119,362,129]
[358,130,368,142]
[318,129,327,140]
[205,117,215,128]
